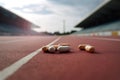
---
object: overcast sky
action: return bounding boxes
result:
[0,0,109,33]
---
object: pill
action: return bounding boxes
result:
[85,45,95,53]
[42,46,49,52]
[57,46,70,53]
[53,45,59,51]
[78,44,87,50]
[58,43,70,46]
[48,45,56,53]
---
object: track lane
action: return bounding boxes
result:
[0,36,60,80]
[7,36,120,80]
[0,36,58,71]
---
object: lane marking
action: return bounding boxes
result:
[76,35,120,41]
[88,37,120,42]
[0,37,53,44]
[0,37,61,80]
[0,39,26,44]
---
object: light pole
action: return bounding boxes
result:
[63,19,66,34]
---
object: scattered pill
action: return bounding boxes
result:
[42,43,96,54]
[48,45,56,53]
[42,46,49,52]
[58,43,70,46]
[53,45,59,51]
[85,45,95,53]
[78,44,87,50]
[57,46,70,53]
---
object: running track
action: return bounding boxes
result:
[0,35,120,80]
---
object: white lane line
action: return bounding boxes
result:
[0,39,26,44]
[76,35,120,41]
[88,37,120,42]
[0,37,61,80]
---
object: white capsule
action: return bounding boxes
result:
[57,46,70,53]
[48,46,56,53]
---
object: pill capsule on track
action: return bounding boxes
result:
[42,46,49,52]
[48,45,56,53]
[85,45,95,53]
[57,46,70,53]
[58,43,70,46]
[53,45,59,51]
[78,44,87,50]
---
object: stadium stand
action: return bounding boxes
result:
[74,0,120,36]
[0,6,39,36]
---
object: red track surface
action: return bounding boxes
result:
[0,36,120,80]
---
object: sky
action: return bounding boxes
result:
[0,0,109,33]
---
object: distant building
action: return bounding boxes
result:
[0,6,39,35]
